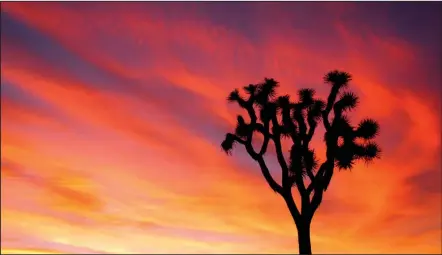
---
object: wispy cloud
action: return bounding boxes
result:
[1,2,441,254]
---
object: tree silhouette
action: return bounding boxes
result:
[221,70,381,254]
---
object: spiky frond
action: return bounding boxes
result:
[352,143,367,158]
[243,84,257,95]
[356,118,380,140]
[227,89,240,103]
[298,88,316,106]
[276,95,291,109]
[280,103,297,138]
[308,99,326,121]
[304,148,319,172]
[221,133,236,155]
[335,156,355,170]
[352,141,381,163]
[335,91,359,112]
[289,144,305,176]
[227,89,247,108]
[361,142,382,162]
[255,78,279,105]
[262,78,279,95]
[335,145,356,170]
[235,115,250,138]
[324,70,352,88]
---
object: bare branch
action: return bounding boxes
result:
[259,120,271,155]
[306,160,325,194]
[283,191,302,224]
[324,86,339,116]
[257,156,283,194]
[322,110,331,131]
[304,122,316,148]
[306,170,315,184]
[227,133,282,194]
[245,103,257,126]
[310,186,324,217]
[306,161,331,217]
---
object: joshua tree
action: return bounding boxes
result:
[221,70,381,254]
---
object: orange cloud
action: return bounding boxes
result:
[1,2,440,254]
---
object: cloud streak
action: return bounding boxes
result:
[1,2,441,254]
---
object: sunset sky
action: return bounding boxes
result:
[1,2,441,254]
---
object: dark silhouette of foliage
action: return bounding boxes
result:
[221,70,381,254]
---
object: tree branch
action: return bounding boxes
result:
[306,169,315,185]
[271,116,292,189]
[240,101,283,195]
[305,113,317,147]
[322,111,331,131]
[230,135,246,145]
[281,104,298,144]
[290,111,308,195]
[308,88,342,194]
[258,120,271,155]
[307,161,331,217]
[310,186,324,218]
[229,133,282,194]
[322,86,340,131]
[303,117,317,185]
[306,162,326,193]
[325,87,339,115]
[283,191,302,223]
[278,106,309,200]
[310,162,335,217]
[293,107,307,142]
[257,156,283,194]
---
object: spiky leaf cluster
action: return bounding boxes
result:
[243,84,257,95]
[222,70,381,188]
[324,70,352,89]
[288,145,319,184]
[356,118,380,140]
[221,133,236,154]
[332,116,381,170]
[227,89,246,108]
[255,78,279,106]
[308,100,326,121]
[334,92,359,112]
[235,115,250,138]
[298,88,316,106]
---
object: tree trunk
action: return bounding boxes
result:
[283,195,313,254]
[297,222,312,255]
